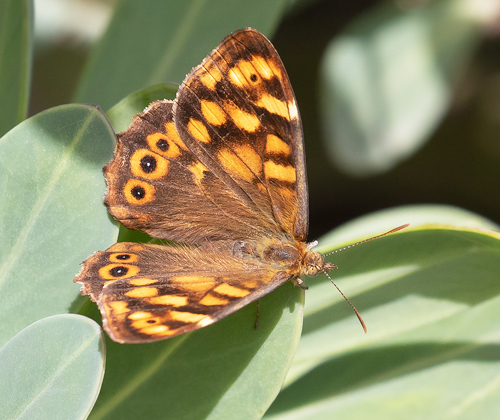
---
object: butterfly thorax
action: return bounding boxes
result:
[232,236,333,278]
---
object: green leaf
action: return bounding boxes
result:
[75,0,290,110]
[265,206,500,419]
[320,0,488,176]
[0,0,33,137]
[84,282,302,420]
[0,314,105,420]
[0,104,116,347]
[106,83,177,133]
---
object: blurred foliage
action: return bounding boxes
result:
[0,0,32,137]
[321,0,485,175]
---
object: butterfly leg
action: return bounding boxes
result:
[292,277,308,290]
[254,299,260,330]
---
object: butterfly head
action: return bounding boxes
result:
[300,248,337,277]
[300,224,409,334]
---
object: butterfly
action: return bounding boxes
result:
[74,28,342,343]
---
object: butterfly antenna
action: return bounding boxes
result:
[324,224,409,257]
[323,270,367,333]
[321,223,409,333]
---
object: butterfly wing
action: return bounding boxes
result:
[75,242,289,343]
[104,100,278,244]
[105,28,308,245]
[175,28,308,241]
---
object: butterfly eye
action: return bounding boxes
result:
[116,254,130,260]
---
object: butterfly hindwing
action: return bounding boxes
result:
[75,242,290,343]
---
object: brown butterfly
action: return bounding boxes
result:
[74,28,366,343]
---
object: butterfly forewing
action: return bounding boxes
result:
[175,29,308,240]
[104,101,277,243]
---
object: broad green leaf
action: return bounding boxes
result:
[75,0,290,110]
[265,206,500,419]
[82,83,303,420]
[0,0,33,137]
[106,83,177,133]
[0,314,105,420]
[320,0,495,175]
[85,282,303,420]
[0,104,116,347]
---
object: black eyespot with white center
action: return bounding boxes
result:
[156,139,169,151]
[109,266,129,277]
[140,155,157,173]
[131,186,146,200]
